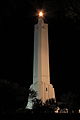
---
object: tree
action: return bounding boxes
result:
[32,99,43,112]
[44,98,57,113]
[59,92,80,113]
[0,80,15,113]
[28,89,37,99]
[32,98,57,113]
[0,79,29,113]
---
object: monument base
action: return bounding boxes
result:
[26,81,55,109]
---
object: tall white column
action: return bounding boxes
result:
[26,17,55,109]
[33,18,50,84]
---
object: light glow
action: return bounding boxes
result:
[38,11,44,17]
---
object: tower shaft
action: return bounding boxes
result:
[26,18,55,109]
[32,18,55,102]
[33,18,50,84]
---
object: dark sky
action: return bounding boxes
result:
[0,0,80,99]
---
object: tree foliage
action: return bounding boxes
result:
[0,80,28,113]
[59,92,80,113]
[32,98,57,113]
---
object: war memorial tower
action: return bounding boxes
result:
[26,11,55,109]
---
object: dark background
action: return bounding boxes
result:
[0,0,80,102]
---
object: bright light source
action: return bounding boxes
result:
[39,11,44,17]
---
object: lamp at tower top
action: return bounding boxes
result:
[37,9,46,18]
[38,11,44,17]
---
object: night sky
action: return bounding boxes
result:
[0,0,80,100]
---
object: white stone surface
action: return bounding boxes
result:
[26,18,55,109]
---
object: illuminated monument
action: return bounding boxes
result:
[26,11,55,109]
